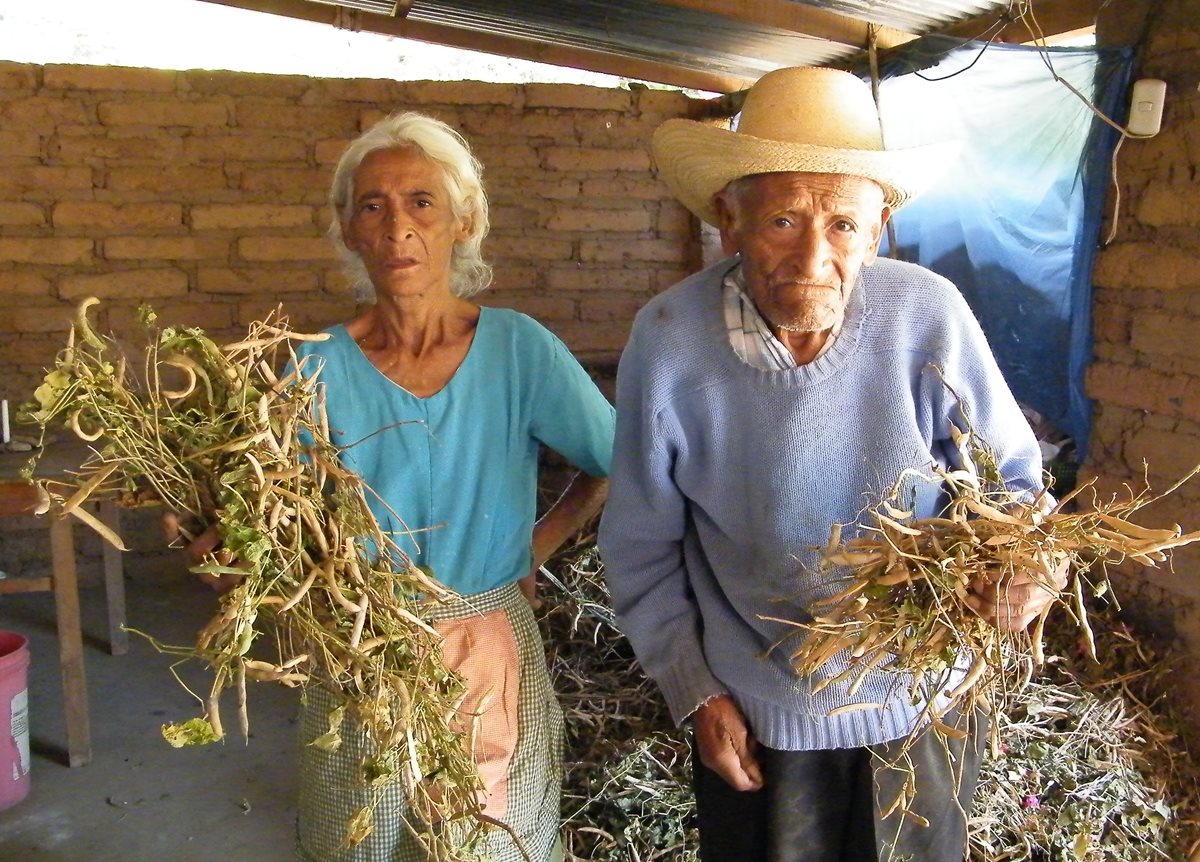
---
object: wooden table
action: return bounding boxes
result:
[0,441,128,768]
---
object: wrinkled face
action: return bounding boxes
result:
[716,172,890,334]
[343,146,470,299]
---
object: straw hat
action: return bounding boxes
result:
[651,66,956,225]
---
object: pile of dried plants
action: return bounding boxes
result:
[22,299,488,857]
[970,598,1200,861]
[538,541,698,862]
[538,540,1199,862]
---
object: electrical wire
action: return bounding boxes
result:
[1012,1,1158,247]
[1103,134,1127,247]
[954,1,1155,247]
[1007,1,1142,139]
[872,1,1149,247]
[913,13,1010,82]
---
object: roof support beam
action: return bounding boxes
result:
[653,0,915,50]
[935,0,1104,43]
[306,0,413,15]
[198,0,752,92]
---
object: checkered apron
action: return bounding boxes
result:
[295,582,564,862]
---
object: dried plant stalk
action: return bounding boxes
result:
[23,298,490,858]
[787,406,1200,823]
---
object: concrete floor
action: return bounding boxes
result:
[0,561,299,862]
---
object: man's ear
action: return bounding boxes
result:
[715,190,740,257]
[863,205,891,266]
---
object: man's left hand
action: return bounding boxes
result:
[966,559,1069,632]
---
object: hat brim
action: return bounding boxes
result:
[651,118,959,226]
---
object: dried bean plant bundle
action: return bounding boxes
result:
[788,409,1200,820]
[23,298,488,858]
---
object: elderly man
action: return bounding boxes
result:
[597,67,1057,862]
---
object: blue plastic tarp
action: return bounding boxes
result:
[868,36,1133,461]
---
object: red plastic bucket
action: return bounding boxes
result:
[0,631,31,811]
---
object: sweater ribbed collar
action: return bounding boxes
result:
[705,256,868,387]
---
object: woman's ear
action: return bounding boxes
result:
[456,213,473,242]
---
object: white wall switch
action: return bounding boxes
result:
[1127,78,1167,137]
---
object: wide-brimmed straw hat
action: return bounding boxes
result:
[651,66,957,225]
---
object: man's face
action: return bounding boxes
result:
[716,172,890,334]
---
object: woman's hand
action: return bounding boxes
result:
[525,473,608,608]
[161,511,245,594]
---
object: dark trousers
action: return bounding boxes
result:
[693,713,987,862]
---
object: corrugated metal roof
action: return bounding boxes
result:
[306,0,403,15]
[209,0,1101,93]
[398,0,1029,88]
[406,0,857,80]
[808,0,1006,32]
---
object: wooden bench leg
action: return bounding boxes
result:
[49,514,91,768]
[97,500,128,656]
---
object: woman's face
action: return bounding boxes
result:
[343,146,470,300]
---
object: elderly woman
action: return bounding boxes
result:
[287,112,614,862]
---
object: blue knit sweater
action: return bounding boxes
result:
[597,256,1045,751]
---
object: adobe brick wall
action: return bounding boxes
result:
[1093,0,1200,720]
[0,61,704,585]
[0,62,700,414]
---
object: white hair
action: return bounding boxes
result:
[328,112,492,300]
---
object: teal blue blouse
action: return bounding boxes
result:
[294,308,614,596]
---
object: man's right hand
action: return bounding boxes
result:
[693,694,764,792]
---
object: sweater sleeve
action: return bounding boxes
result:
[927,285,1047,501]
[597,314,727,725]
